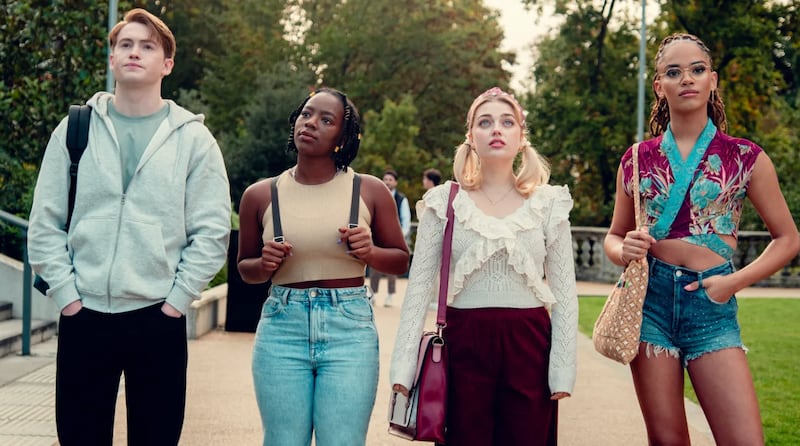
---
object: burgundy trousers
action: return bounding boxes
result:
[442,306,558,446]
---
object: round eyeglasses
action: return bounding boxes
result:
[658,64,710,81]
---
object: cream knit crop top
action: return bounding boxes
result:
[262,168,371,285]
[389,181,579,395]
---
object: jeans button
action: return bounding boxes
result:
[675,270,683,277]
[309,290,317,297]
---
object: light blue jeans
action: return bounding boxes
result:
[252,285,379,446]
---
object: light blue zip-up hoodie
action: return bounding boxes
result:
[28,92,231,315]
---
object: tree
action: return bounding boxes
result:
[292,0,514,163]
[0,0,109,257]
[522,1,641,225]
[193,0,290,135]
[0,1,108,165]
[351,95,434,211]
[223,69,316,208]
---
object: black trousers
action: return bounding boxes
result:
[55,303,188,446]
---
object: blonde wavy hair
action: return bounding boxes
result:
[453,87,550,197]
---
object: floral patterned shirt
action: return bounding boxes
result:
[621,123,762,257]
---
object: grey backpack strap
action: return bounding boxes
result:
[269,178,284,242]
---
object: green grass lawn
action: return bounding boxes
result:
[578,296,800,445]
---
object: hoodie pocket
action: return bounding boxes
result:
[109,220,174,300]
[70,216,119,296]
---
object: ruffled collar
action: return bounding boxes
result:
[453,186,555,240]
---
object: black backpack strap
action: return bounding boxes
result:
[349,173,361,229]
[270,172,358,244]
[270,177,284,243]
[65,104,91,230]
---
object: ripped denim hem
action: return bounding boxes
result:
[643,342,681,361]
[683,344,749,368]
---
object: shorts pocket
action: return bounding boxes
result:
[700,288,732,305]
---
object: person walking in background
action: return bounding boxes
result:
[390,87,578,445]
[27,8,231,445]
[370,168,411,306]
[422,167,442,190]
[236,88,409,446]
[604,33,800,446]
[421,167,444,311]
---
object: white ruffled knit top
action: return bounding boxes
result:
[389,180,579,395]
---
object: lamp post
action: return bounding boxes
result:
[637,0,646,142]
[106,0,118,93]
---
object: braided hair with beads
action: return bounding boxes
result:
[649,33,727,136]
[286,87,362,170]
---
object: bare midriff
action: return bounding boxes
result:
[649,234,737,270]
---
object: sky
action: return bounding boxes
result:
[482,0,558,92]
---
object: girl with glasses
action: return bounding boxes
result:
[604,33,800,445]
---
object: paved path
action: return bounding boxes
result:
[1,281,796,445]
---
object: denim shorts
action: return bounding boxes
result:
[640,256,745,367]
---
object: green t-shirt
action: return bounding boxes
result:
[108,102,170,190]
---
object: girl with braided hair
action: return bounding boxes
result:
[604,33,799,445]
[237,87,410,445]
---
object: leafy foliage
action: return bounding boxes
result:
[293,0,513,165]
[523,2,640,225]
[188,0,290,135]
[352,95,435,212]
[223,70,316,208]
[0,0,110,257]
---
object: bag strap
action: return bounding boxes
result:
[65,104,91,230]
[436,182,459,329]
[270,170,361,243]
[632,143,643,229]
